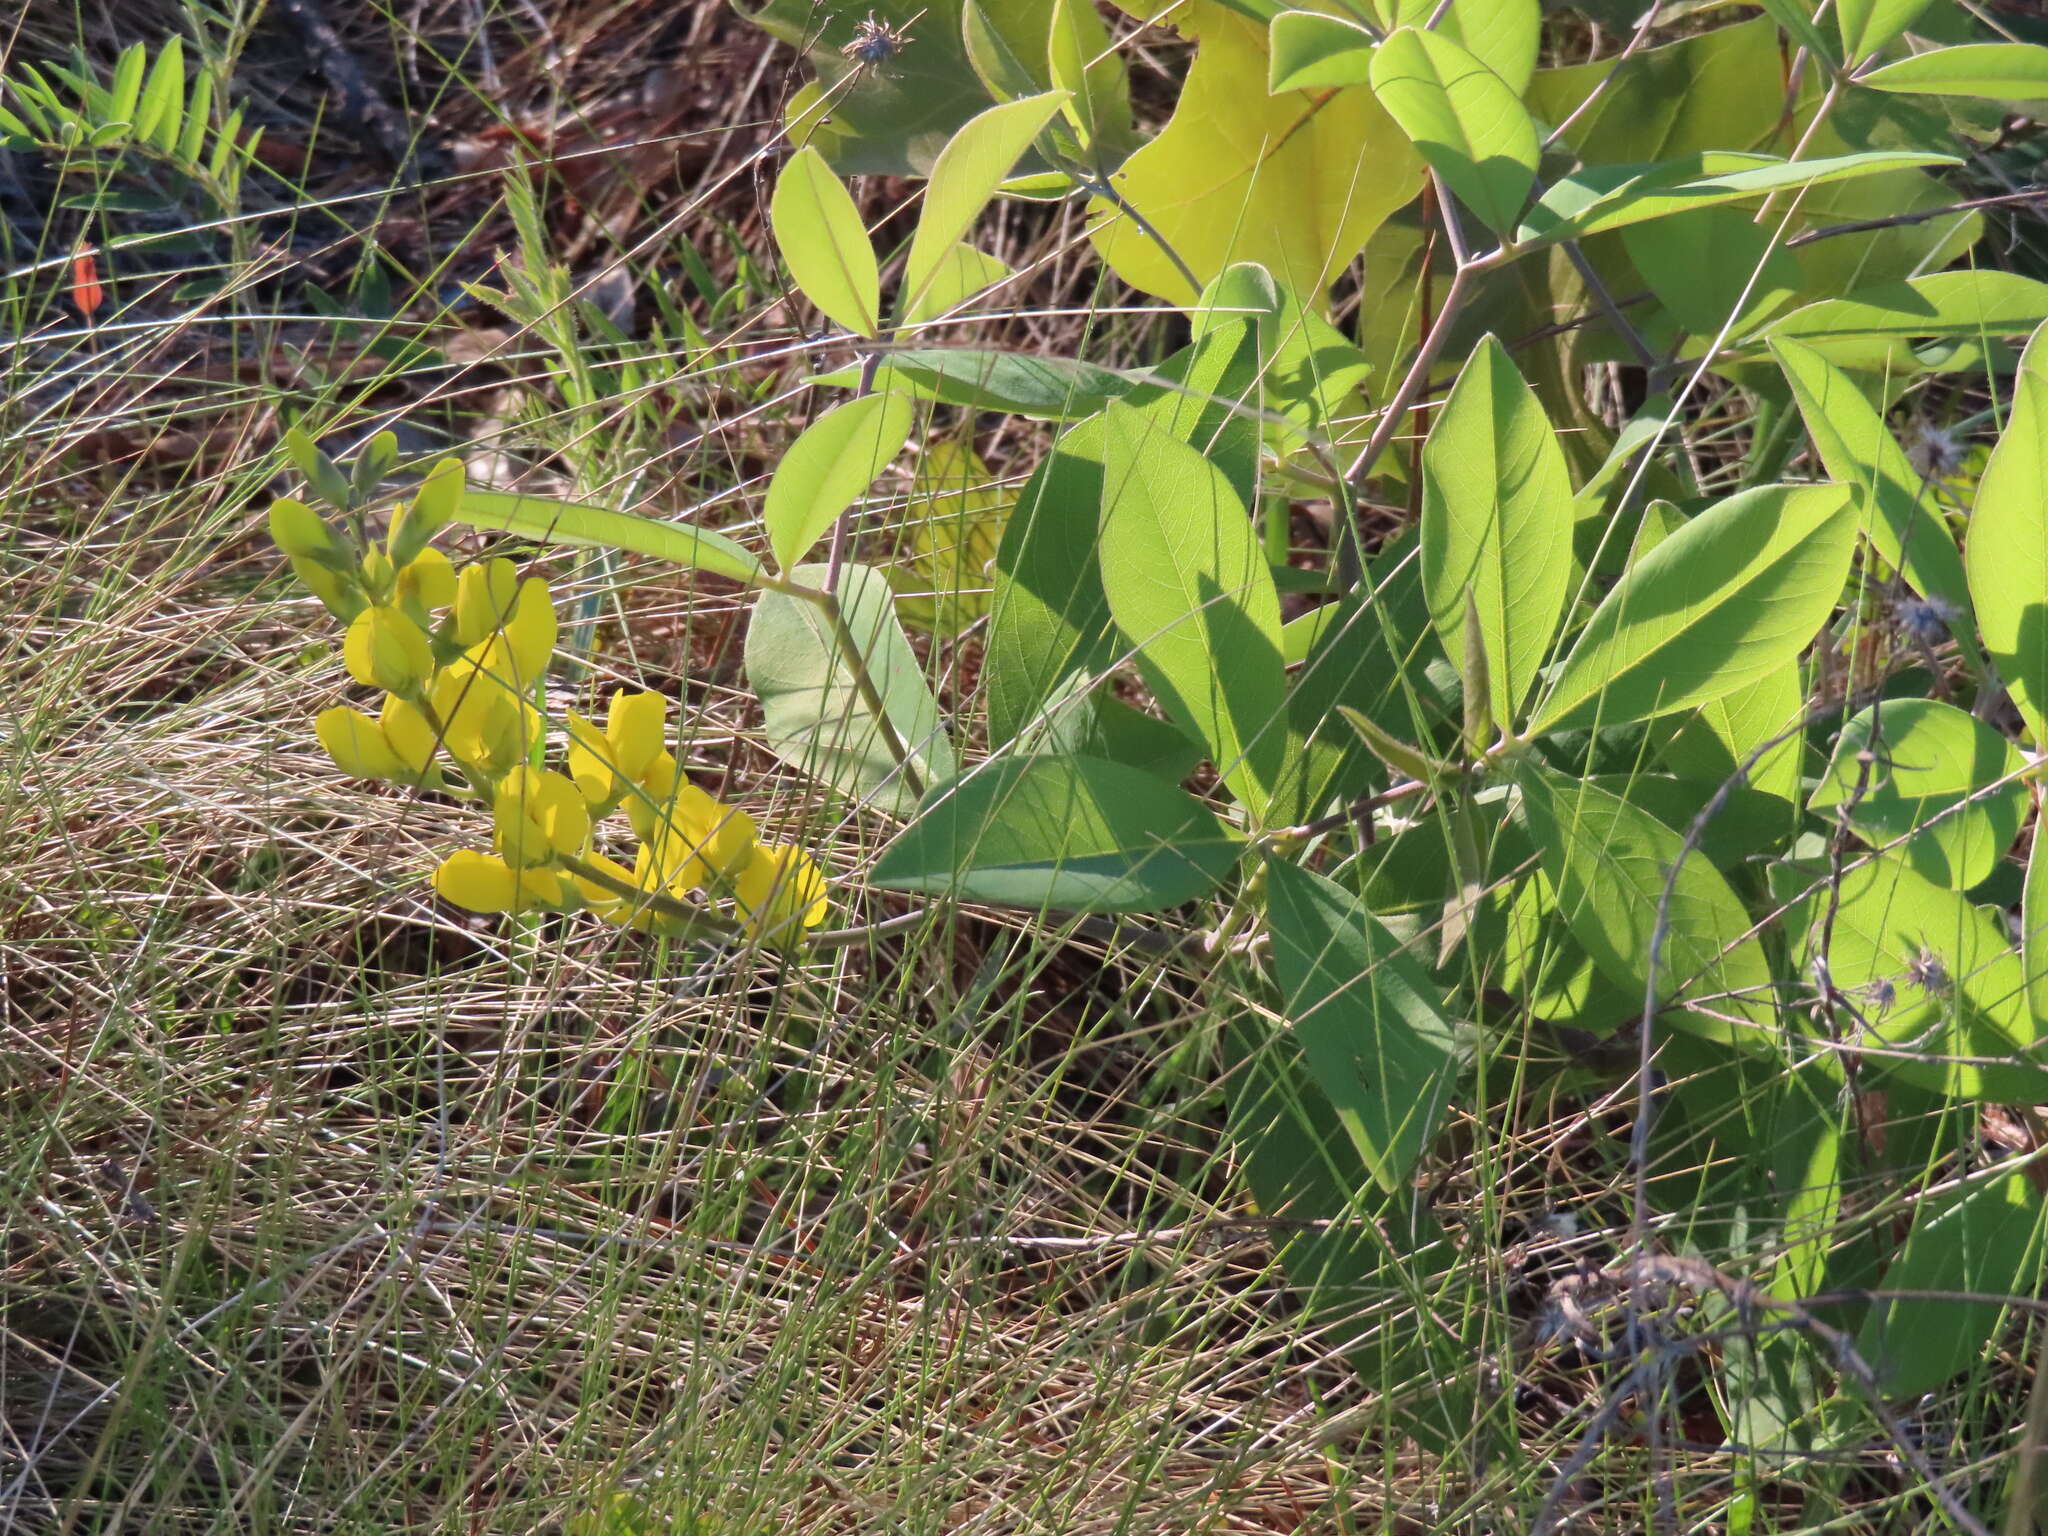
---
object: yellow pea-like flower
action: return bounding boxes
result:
[734,843,829,944]
[433,849,567,914]
[453,559,521,647]
[315,705,410,781]
[503,577,558,680]
[567,690,667,810]
[492,766,590,868]
[343,607,434,695]
[396,547,458,612]
[430,654,537,778]
[626,752,679,841]
[378,695,442,780]
[646,783,757,880]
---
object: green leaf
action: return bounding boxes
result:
[135,38,184,150]
[1529,17,1785,165]
[1761,271,2048,371]
[1859,41,2048,100]
[1008,676,1205,782]
[986,318,1263,745]
[963,0,1046,101]
[1369,27,1538,239]
[283,426,351,510]
[770,146,882,338]
[762,393,914,572]
[1421,335,1573,731]
[1530,483,1855,736]
[1088,8,1423,305]
[1267,11,1375,92]
[871,755,1243,911]
[1516,761,1777,1046]
[1811,699,2026,891]
[1621,206,1800,338]
[1858,1173,2044,1396]
[1098,402,1290,817]
[901,91,1069,323]
[1771,337,1973,627]
[1373,0,1540,92]
[1046,0,1101,146]
[177,70,211,165]
[900,243,1011,325]
[1194,262,1374,445]
[742,0,994,175]
[456,489,763,585]
[1775,850,2048,1102]
[1264,858,1463,1194]
[108,42,146,129]
[1656,668,1806,805]
[1967,320,2048,745]
[1836,0,1937,65]
[745,563,954,815]
[866,348,1136,417]
[1520,150,1957,247]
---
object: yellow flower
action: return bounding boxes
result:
[492,766,591,868]
[376,695,442,780]
[566,691,668,811]
[430,651,541,778]
[343,607,434,696]
[454,559,520,647]
[433,849,568,914]
[453,563,555,677]
[734,843,828,944]
[643,782,757,881]
[396,546,458,612]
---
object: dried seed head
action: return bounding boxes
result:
[1904,948,1950,995]
[1906,423,1967,480]
[1893,593,1959,646]
[841,12,912,65]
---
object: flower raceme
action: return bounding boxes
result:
[271,462,828,947]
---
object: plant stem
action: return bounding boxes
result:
[1345,259,1474,491]
[1084,172,1204,304]
[822,349,884,595]
[556,851,742,941]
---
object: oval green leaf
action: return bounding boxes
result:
[763,392,914,572]
[1811,698,2026,891]
[1967,320,2048,745]
[1421,334,1573,731]
[1530,483,1854,736]
[1268,11,1376,92]
[1099,400,1290,818]
[1860,41,2048,100]
[1761,270,2048,370]
[770,145,881,338]
[901,90,1069,325]
[1516,761,1777,1047]
[744,562,954,815]
[1775,849,2048,1102]
[1369,26,1538,238]
[1858,1173,2045,1396]
[871,755,1243,912]
[1264,857,1463,1196]
[1771,336,1973,629]
[1837,0,1937,65]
